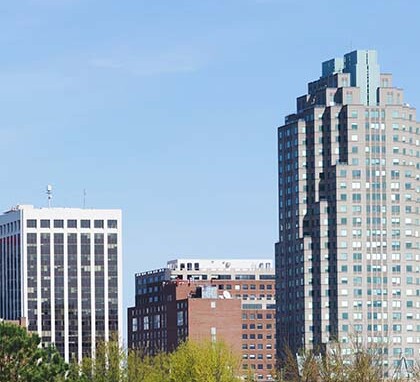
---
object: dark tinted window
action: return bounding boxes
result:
[40,220,50,228]
[94,220,104,229]
[54,220,64,228]
[107,220,117,229]
[27,219,37,228]
[81,220,90,228]
[67,219,77,228]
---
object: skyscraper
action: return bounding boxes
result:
[0,204,122,362]
[275,50,420,373]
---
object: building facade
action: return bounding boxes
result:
[128,259,276,381]
[0,204,122,362]
[275,50,420,374]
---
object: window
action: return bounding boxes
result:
[81,220,90,228]
[132,318,138,332]
[154,314,160,329]
[67,219,77,228]
[54,219,64,228]
[260,274,275,280]
[40,219,50,228]
[177,311,184,326]
[94,219,104,228]
[235,275,256,280]
[27,219,37,228]
[107,220,118,229]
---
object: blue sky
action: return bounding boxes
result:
[1,0,420,342]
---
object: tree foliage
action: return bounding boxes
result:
[0,321,67,382]
[2,323,420,382]
[0,322,240,382]
[168,340,240,382]
[70,339,240,382]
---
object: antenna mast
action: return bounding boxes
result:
[46,185,53,208]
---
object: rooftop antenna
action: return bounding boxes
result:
[46,185,53,208]
[83,189,87,209]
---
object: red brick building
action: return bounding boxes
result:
[128,259,276,381]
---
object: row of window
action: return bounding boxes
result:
[242,343,274,350]
[0,221,20,235]
[242,363,273,371]
[340,323,420,333]
[243,353,273,360]
[242,313,274,320]
[219,283,273,290]
[26,219,118,229]
[242,323,273,330]
[242,333,273,340]
[339,299,418,309]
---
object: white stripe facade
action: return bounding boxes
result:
[0,204,122,362]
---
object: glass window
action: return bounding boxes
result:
[177,311,184,326]
[67,219,77,228]
[81,220,90,228]
[27,219,37,228]
[54,219,64,228]
[94,219,104,229]
[107,220,118,229]
[40,219,50,228]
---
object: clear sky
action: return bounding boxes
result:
[1,0,420,342]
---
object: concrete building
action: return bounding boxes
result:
[0,204,122,362]
[275,49,420,375]
[128,259,276,381]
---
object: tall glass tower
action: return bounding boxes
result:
[275,50,420,374]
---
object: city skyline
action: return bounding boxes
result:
[1,0,420,345]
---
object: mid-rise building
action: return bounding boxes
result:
[275,50,420,374]
[128,259,276,381]
[0,204,122,362]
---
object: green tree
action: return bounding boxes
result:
[127,349,171,382]
[0,321,68,382]
[75,338,240,382]
[169,340,240,382]
[74,335,127,382]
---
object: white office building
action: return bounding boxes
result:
[0,204,122,362]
